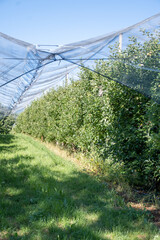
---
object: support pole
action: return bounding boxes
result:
[65,68,68,87]
[119,33,123,52]
[65,72,68,86]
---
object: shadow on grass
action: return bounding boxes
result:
[0,134,15,144]
[0,136,156,240]
[0,134,16,153]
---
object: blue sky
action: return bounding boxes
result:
[0,0,160,45]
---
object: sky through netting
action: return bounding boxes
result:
[0,13,160,114]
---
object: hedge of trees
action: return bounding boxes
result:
[15,31,160,190]
[0,105,15,134]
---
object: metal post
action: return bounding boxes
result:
[119,33,123,52]
[65,72,68,86]
[65,67,68,87]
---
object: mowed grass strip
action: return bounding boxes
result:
[0,133,159,240]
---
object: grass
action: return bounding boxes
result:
[0,133,159,240]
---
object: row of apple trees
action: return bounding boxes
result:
[0,105,15,134]
[15,31,160,189]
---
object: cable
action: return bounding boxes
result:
[0,53,158,103]
[59,55,152,100]
[0,58,56,88]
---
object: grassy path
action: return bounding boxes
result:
[0,134,159,240]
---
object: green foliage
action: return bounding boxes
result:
[15,31,160,190]
[0,115,15,134]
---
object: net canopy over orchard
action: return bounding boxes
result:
[0,13,160,114]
